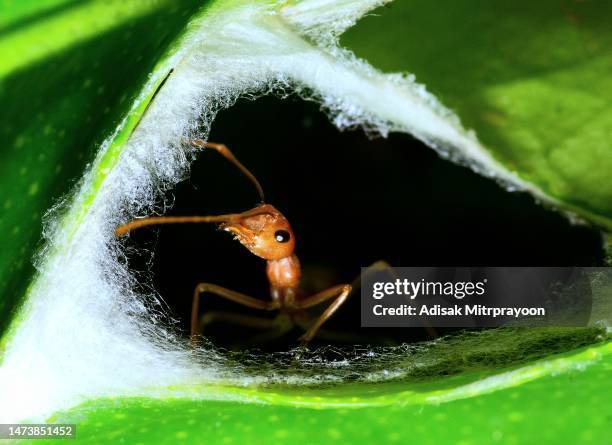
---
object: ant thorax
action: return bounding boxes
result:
[267,254,301,305]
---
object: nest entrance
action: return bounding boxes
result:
[124,95,604,351]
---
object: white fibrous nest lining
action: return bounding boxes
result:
[0,0,530,422]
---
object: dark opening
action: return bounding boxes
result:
[124,95,604,350]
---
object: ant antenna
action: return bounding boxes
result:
[187,140,265,202]
[115,141,269,237]
[115,203,275,236]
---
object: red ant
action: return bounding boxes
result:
[115,140,353,346]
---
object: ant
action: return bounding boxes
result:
[115,140,355,347]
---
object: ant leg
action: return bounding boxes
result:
[200,311,276,331]
[294,262,423,346]
[243,314,295,345]
[354,260,439,339]
[294,284,352,345]
[290,261,391,345]
[351,260,395,291]
[191,282,278,345]
[199,312,293,347]
[293,317,391,345]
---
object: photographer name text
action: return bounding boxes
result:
[373,304,546,318]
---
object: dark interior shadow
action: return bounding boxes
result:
[123,94,604,351]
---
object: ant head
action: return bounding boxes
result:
[220,203,295,260]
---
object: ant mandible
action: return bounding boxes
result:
[115,140,352,346]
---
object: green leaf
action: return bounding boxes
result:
[342,0,612,229]
[0,0,205,334]
[38,340,612,445]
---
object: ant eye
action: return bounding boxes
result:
[274,230,290,243]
